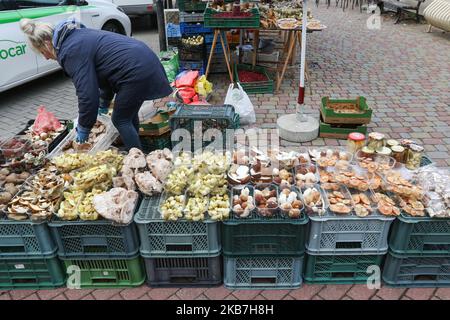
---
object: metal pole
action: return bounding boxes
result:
[156,0,167,52]
[297,0,308,120]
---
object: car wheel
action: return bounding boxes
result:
[102,21,124,34]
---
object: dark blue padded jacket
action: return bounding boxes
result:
[52,21,172,130]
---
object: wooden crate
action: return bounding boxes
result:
[319,115,367,139]
[320,96,372,124]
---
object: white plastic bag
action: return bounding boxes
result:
[224,83,256,125]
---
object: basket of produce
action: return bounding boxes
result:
[204,1,260,29]
[259,1,311,29]
[319,115,368,139]
[17,118,71,154]
[305,181,395,255]
[47,115,119,158]
[234,64,274,94]
[0,136,49,171]
[179,35,206,61]
[135,194,221,257]
[320,96,373,124]
[223,184,308,256]
[47,148,171,258]
[178,0,209,12]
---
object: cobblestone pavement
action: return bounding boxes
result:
[0,6,449,300]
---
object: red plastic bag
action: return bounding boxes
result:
[175,70,199,88]
[177,87,197,104]
[33,106,62,134]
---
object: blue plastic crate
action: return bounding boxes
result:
[179,60,206,75]
[180,22,212,35]
[166,23,181,38]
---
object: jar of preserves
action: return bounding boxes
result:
[406,144,424,170]
[360,146,375,158]
[347,132,366,154]
[367,132,385,151]
[401,139,417,149]
[376,147,392,156]
[386,139,399,149]
[391,145,406,164]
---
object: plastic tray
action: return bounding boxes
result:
[0,254,65,289]
[388,213,450,256]
[135,195,221,257]
[47,115,119,159]
[234,64,274,94]
[0,217,57,258]
[17,119,71,153]
[48,217,140,259]
[224,255,303,290]
[382,251,450,287]
[62,255,145,288]
[144,253,222,287]
[304,251,385,284]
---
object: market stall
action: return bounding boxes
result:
[0,102,449,290]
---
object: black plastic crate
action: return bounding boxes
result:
[144,253,222,287]
[169,104,240,151]
[17,119,71,153]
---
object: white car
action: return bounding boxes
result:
[0,0,132,93]
[109,0,154,17]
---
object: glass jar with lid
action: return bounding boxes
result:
[391,145,406,164]
[406,144,424,170]
[360,146,375,159]
[386,139,399,149]
[376,147,392,156]
[347,132,366,154]
[367,132,385,151]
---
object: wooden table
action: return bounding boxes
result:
[204,29,260,83]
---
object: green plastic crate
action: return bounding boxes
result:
[320,96,373,124]
[0,255,65,289]
[140,131,172,153]
[178,0,207,12]
[62,255,146,288]
[304,252,385,284]
[223,186,309,256]
[382,251,450,287]
[204,5,260,29]
[234,64,274,94]
[319,115,368,139]
[389,213,450,256]
[135,195,221,257]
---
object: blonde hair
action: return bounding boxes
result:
[20,18,54,51]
